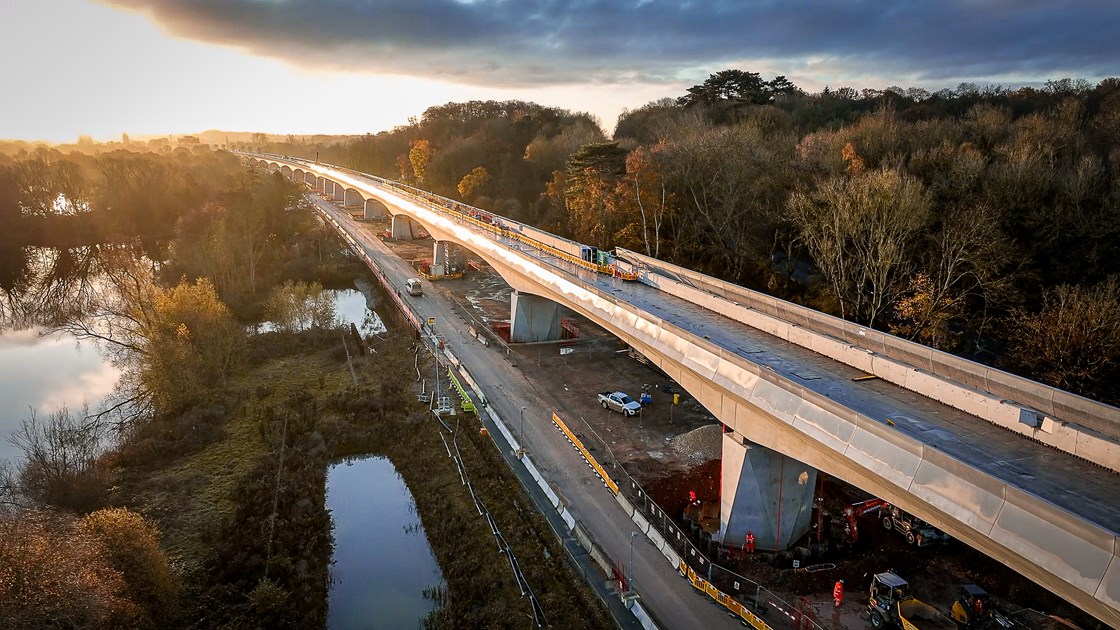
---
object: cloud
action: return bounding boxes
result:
[100,0,1119,89]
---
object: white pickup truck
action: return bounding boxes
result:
[598,391,641,416]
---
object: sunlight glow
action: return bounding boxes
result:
[2,0,680,142]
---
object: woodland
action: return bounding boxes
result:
[246,72,1120,404]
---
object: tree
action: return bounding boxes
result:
[263,281,337,333]
[1003,277,1120,399]
[61,258,244,416]
[143,277,244,410]
[617,143,674,257]
[408,139,433,184]
[788,168,931,327]
[82,508,179,627]
[9,405,108,511]
[457,166,492,202]
[563,143,629,248]
[663,114,796,282]
[0,510,137,628]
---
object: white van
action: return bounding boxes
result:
[405,278,423,296]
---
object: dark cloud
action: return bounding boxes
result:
[102,0,1120,87]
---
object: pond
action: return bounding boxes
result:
[326,456,444,629]
[334,287,387,335]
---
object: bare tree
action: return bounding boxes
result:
[788,168,931,327]
[1004,277,1120,399]
[9,405,108,511]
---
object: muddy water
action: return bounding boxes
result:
[326,457,444,629]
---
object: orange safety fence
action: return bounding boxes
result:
[680,562,772,630]
[550,413,619,495]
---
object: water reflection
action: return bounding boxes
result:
[334,288,387,335]
[1,245,133,332]
[327,457,443,629]
[0,329,119,463]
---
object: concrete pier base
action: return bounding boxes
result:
[390,214,421,239]
[432,241,467,276]
[510,290,563,342]
[364,198,386,220]
[720,431,817,551]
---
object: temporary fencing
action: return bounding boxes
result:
[433,416,548,629]
[566,415,826,630]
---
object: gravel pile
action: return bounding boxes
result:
[668,424,722,464]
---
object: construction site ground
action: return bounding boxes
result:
[377,228,1096,630]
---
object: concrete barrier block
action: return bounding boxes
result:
[616,493,637,517]
[632,512,651,535]
[560,509,576,531]
[630,602,661,630]
[1075,431,1120,474]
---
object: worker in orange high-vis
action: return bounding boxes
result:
[833,580,844,607]
[745,530,755,554]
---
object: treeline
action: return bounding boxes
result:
[0,147,351,323]
[249,75,1120,403]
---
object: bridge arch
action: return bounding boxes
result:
[364,198,388,220]
[280,165,293,178]
[343,187,364,207]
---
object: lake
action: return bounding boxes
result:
[0,328,120,463]
[0,288,385,465]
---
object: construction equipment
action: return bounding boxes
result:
[881,503,951,546]
[841,497,887,544]
[951,584,1016,628]
[868,572,955,630]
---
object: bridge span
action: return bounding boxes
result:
[245,152,1120,627]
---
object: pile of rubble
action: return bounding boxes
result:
[668,423,722,464]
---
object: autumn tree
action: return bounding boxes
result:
[142,277,244,411]
[615,143,674,257]
[563,143,628,248]
[0,510,137,628]
[1003,277,1120,399]
[83,508,179,627]
[63,257,244,415]
[407,139,433,184]
[457,166,492,202]
[788,167,931,327]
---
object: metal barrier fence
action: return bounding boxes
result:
[575,416,829,630]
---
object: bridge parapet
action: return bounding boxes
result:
[619,248,1120,474]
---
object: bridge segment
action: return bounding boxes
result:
[246,153,1120,627]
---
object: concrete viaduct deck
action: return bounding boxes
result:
[244,152,1120,627]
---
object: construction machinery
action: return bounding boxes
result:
[881,502,951,546]
[841,497,887,544]
[951,584,1016,628]
[868,572,956,630]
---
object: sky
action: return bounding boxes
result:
[3,0,1118,143]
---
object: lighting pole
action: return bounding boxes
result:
[520,406,526,442]
[629,531,637,594]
